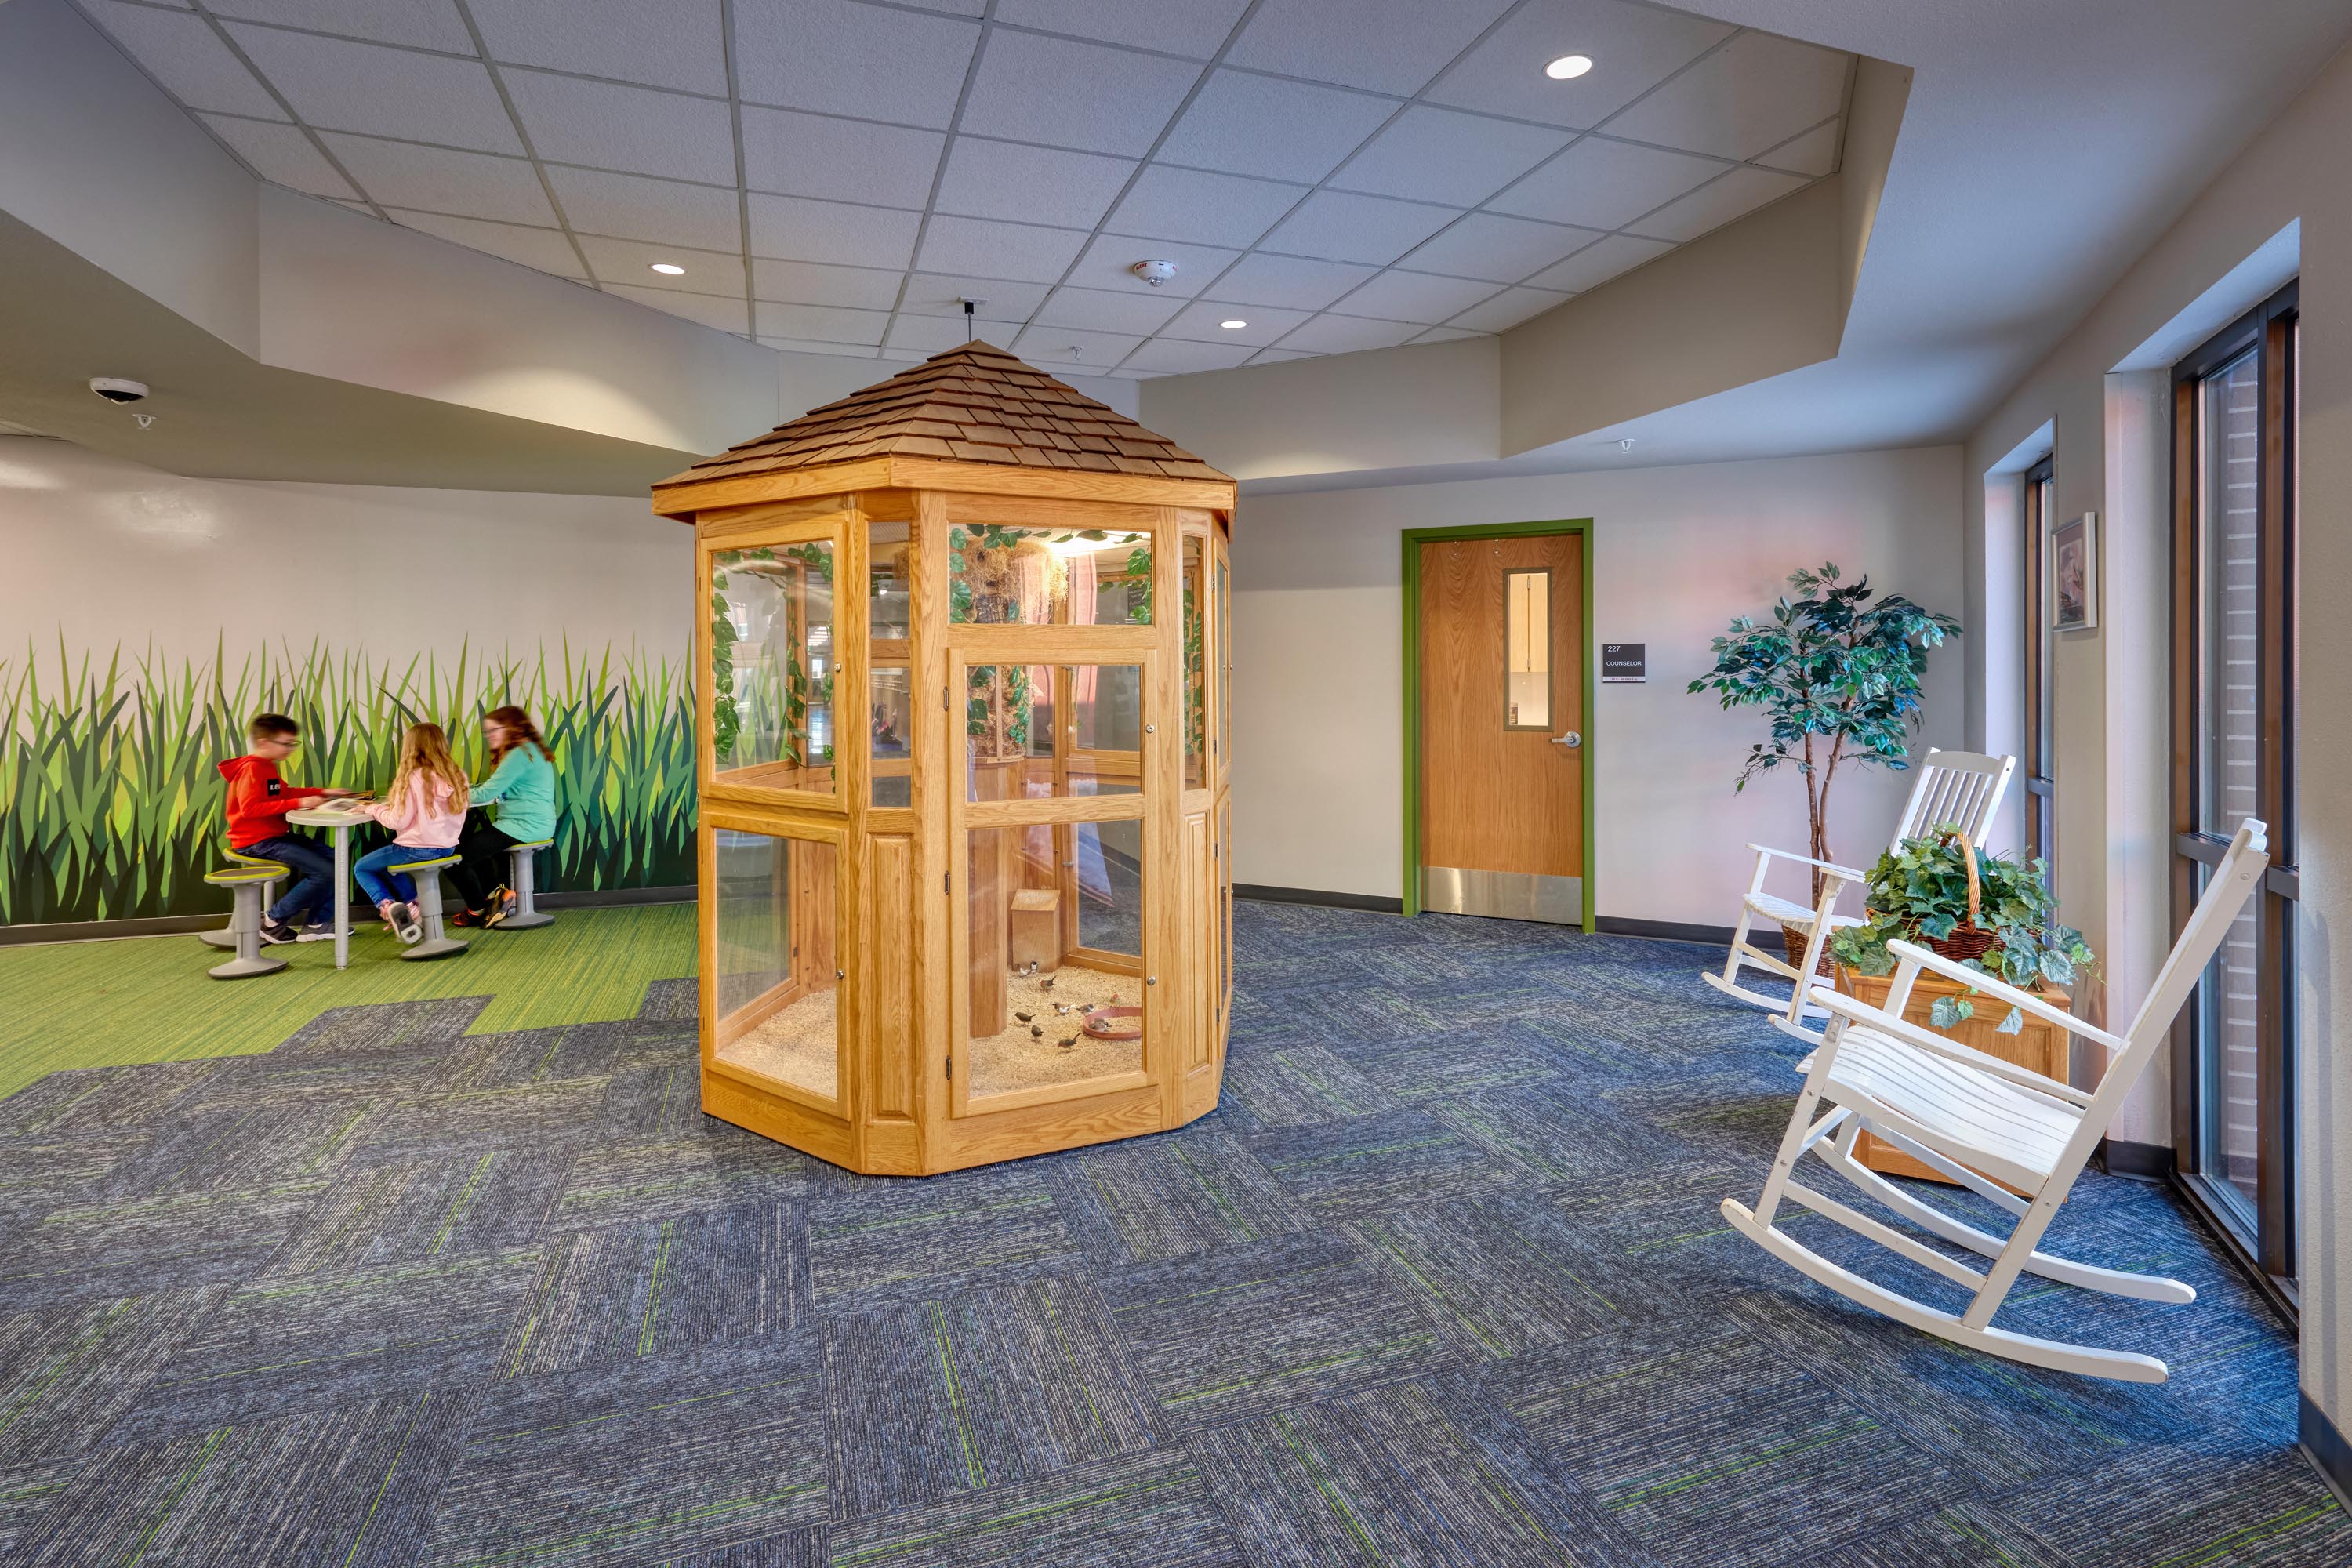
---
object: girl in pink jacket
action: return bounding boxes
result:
[354,722,470,944]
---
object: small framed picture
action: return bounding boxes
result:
[2050,510,2098,631]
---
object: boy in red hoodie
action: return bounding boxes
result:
[219,713,354,944]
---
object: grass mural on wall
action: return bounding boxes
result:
[1,635,696,926]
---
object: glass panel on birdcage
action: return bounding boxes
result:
[711,828,840,1102]
[710,543,836,793]
[1183,535,1207,789]
[963,824,1144,1099]
[946,523,1152,626]
[964,664,1144,801]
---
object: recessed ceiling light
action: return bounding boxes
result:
[648,262,685,275]
[1219,318,1247,330]
[1544,54,1592,80]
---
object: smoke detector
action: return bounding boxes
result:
[1130,259,1178,287]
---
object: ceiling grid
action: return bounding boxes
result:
[68,0,1854,376]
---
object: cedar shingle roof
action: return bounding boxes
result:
[658,340,1231,488]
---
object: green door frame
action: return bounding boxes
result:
[1399,519,1595,928]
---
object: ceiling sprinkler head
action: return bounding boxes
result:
[1617,437,1635,452]
[1131,259,1178,287]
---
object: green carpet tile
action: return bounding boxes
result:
[0,904,694,1101]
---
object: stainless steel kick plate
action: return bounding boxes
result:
[1421,867,1583,924]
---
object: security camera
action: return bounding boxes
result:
[90,377,149,405]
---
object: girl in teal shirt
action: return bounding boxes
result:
[448,704,557,926]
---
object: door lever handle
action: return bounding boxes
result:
[1552,731,1581,748]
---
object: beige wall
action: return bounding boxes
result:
[1960,39,2352,1441]
[1232,446,1965,924]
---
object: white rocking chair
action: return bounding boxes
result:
[1704,747,2017,1044]
[1722,818,2269,1383]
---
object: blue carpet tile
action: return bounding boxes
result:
[0,903,2336,1566]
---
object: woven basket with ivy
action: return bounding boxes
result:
[1828,827,2094,1032]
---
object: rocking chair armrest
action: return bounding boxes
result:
[1806,985,2096,1109]
[1744,844,1869,884]
[1882,941,2127,1054]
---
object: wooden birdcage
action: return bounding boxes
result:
[653,342,1236,1174]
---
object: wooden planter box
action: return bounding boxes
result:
[1833,962,2086,1189]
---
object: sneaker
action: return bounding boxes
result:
[449,909,481,929]
[259,918,299,945]
[398,902,424,945]
[296,922,336,942]
[485,885,514,928]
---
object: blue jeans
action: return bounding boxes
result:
[243,833,338,926]
[354,842,455,908]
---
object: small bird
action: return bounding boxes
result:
[1056,1035,1078,1048]
[1039,976,1056,991]
[1014,1011,1033,1022]
[1029,1025,1044,1039]
[1023,960,1038,976]
[1054,1003,1072,1015]
[1079,1004,1095,1015]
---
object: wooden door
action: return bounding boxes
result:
[1418,533,1584,923]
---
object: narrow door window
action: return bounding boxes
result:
[1504,568,1552,730]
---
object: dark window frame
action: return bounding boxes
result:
[2169,278,2299,1313]
[2022,452,2056,878]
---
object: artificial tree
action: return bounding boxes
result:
[1688,564,1960,903]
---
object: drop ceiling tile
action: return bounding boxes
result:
[1247,347,1318,364]
[915,216,1089,285]
[1033,288,1183,335]
[1158,300,1311,347]
[225,24,521,152]
[879,348,927,361]
[199,115,357,199]
[1065,235,1240,299]
[206,0,471,51]
[545,165,739,249]
[1759,118,1843,177]
[747,193,921,267]
[1226,0,1513,96]
[1606,32,1850,161]
[935,138,1136,231]
[891,0,985,13]
[1156,71,1394,184]
[753,259,908,310]
[1411,326,1484,343]
[601,281,750,335]
[758,337,881,359]
[993,0,1247,58]
[958,31,1200,158]
[1523,232,1671,292]
[1123,338,1256,374]
[503,70,735,183]
[1400,212,1599,283]
[1446,285,1570,332]
[320,134,555,223]
[1105,165,1305,250]
[1204,253,1376,310]
[1260,191,1457,267]
[82,2,284,118]
[1330,106,1571,207]
[742,107,944,209]
[733,0,978,129]
[887,315,1025,353]
[468,0,728,96]
[1624,165,1809,242]
[1323,269,1497,325]
[1487,136,1724,231]
[751,303,891,345]
[1272,314,1421,354]
[577,235,746,295]
[1011,325,1143,372]
[1425,0,1733,129]
[387,209,583,275]
[896,274,1051,318]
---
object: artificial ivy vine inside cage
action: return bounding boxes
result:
[710,543,836,770]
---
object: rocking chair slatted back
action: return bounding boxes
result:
[1892,749,2016,848]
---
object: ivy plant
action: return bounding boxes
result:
[1827,829,2096,1033]
[1688,564,1959,903]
